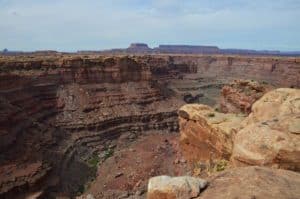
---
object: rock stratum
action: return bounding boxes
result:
[0,53,299,198]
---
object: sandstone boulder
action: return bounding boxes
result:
[147,176,207,199]
[220,79,271,114]
[232,88,300,170]
[241,88,300,125]
[198,166,300,199]
[178,104,245,163]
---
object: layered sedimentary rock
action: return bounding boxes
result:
[0,55,189,198]
[178,104,244,163]
[0,53,299,198]
[179,88,300,171]
[220,79,272,113]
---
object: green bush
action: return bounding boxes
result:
[215,160,227,172]
[88,154,100,168]
[104,148,114,160]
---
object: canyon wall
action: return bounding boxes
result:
[0,54,299,198]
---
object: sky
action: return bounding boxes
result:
[0,0,299,52]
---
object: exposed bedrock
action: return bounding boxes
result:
[178,104,244,163]
[178,88,300,171]
[220,79,273,114]
[147,167,300,199]
[169,55,300,87]
[0,54,299,198]
[232,88,300,170]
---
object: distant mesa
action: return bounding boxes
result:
[127,43,152,53]
[1,43,300,56]
[128,43,149,49]
[102,43,299,56]
[154,45,220,54]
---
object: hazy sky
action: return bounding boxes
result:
[0,0,299,51]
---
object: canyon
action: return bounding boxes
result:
[0,53,299,199]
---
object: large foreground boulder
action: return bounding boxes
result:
[241,88,300,125]
[147,176,207,199]
[232,88,300,170]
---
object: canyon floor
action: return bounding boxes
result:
[83,132,189,199]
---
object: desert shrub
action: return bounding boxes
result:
[87,154,100,168]
[104,148,114,160]
[214,160,228,172]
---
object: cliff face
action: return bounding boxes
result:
[0,55,189,198]
[0,54,299,198]
[170,55,300,87]
[220,79,273,114]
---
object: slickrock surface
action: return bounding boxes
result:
[0,53,299,198]
[198,166,300,199]
[220,79,272,114]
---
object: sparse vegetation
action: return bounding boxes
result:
[192,159,228,176]
[104,148,114,160]
[87,153,100,168]
[214,160,228,172]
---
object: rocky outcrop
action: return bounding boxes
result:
[179,88,300,171]
[147,167,300,199]
[232,88,300,170]
[220,79,272,114]
[147,176,207,199]
[0,162,51,198]
[198,166,300,199]
[178,104,244,163]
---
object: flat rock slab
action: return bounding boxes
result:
[198,166,300,199]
